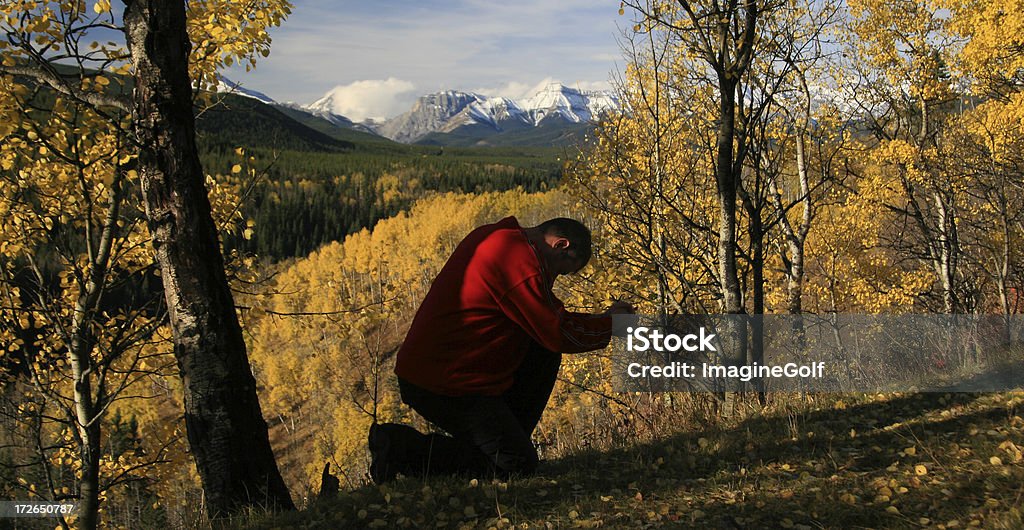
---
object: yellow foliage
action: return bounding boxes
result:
[947,0,1024,92]
[847,0,956,102]
[186,0,291,91]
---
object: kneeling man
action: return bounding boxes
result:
[370,216,632,483]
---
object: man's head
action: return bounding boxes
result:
[535,218,592,276]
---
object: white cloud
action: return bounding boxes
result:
[570,80,615,93]
[472,81,535,100]
[319,78,417,121]
[224,1,624,106]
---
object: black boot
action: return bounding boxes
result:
[368,422,428,484]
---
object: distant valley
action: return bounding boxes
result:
[196,87,570,260]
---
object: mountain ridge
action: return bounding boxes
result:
[353,83,620,144]
[217,77,621,146]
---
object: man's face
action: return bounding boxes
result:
[546,236,587,276]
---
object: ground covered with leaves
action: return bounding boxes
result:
[247,392,1024,529]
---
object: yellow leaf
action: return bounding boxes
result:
[914,464,927,476]
[990,456,1003,466]
[231,164,242,173]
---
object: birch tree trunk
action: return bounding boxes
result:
[122,0,293,519]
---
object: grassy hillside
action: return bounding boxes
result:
[271,105,402,149]
[244,391,1024,529]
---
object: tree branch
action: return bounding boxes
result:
[0,64,130,113]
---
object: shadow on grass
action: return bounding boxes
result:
[246,392,1022,529]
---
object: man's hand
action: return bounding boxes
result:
[603,300,635,337]
[604,300,635,316]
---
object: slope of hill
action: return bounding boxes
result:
[195,93,354,152]
[247,391,1024,529]
[272,104,402,150]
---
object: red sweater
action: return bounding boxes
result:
[395,217,612,396]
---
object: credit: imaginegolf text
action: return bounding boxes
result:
[622,325,826,383]
[624,360,826,383]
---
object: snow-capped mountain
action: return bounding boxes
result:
[276,101,377,133]
[216,76,275,105]
[284,99,348,126]
[520,83,620,125]
[216,77,379,135]
[305,83,620,144]
[373,90,495,143]
[304,91,361,124]
[213,79,621,146]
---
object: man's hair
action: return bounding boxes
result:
[538,218,592,265]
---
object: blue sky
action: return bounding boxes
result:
[224,0,627,120]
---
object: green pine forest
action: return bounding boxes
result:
[195,94,564,259]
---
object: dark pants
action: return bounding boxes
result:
[388,345,562,479]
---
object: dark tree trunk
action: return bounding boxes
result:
[716,78,744,321]
[76,423,101,530]
[748,208,765,398]
[714,75,748,415]
[715,77,748,367]
[122,0,293,519]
